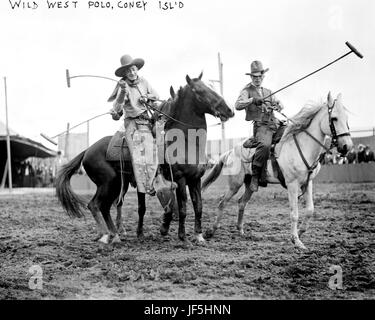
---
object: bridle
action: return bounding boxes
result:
[291,99,351,196]
[327,100,351,148]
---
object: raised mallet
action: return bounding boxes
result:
[263,41,363,102]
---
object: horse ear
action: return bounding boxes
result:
[186,75,192,85]
[198,71,203,80]
[170,86,175,99]
[327,91,333,106]
[336,93,343,102]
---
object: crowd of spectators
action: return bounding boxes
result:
[322,144,375,165]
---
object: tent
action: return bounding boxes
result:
[0,120,57,187]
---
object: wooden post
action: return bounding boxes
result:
[218,53,225,143]
[86,120,90,148]
[1,160,8,189]
[4,77,12,191]
[65,122,70,161]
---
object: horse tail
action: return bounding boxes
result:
[55,151,87,218]
[202,153,226,191]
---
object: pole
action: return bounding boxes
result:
[86,121,90,148]
[4,77,12,191]
[65,122,70,161]
[1,160,8,189]
[218,53,225,142]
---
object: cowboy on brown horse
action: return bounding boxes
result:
[108,54,159,195]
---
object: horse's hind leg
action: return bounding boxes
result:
[188,179,205,244]
[299,180,314,237]
[136,191,146,238]
[206,181,242,238]
[237,177,254,236]
[89,180,120,244]
[88,192,111,243]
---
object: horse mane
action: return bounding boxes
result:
[281,101,325,142]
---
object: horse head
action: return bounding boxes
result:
[321,92,353,156]
[185,72,234,122]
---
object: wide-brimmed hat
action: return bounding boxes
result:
[245,60,269,76]
[115,54,145,77]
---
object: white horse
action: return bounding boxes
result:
[202,92,353,249]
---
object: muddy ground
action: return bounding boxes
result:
[0,180,374,300]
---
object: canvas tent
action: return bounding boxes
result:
[0,120,57,186]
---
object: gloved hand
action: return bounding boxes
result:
[139,95,148,104]
[118,80,127,89]
[110,109,123,121]
[273,101,283,112]
[252,97,264,106]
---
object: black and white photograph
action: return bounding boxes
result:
[0,0,374,305]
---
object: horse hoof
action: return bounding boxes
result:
[239,229,245,237]
[178,233,187,242]
[137,231,145,240]
[291,236,307,250]
[204,229,215,239]
[160,225,170,236]
[195,233,206,244]
[98,234,110,244]
[111,234,121,244]
[117,226,126,236]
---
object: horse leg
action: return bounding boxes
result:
[96,180,121,244]
[299,180,314,237]
[188,180,205,243]
[115,181,129,236]
[136,191,146,238]
[160,206,174,236]
[237,179,253,236]
[287,181,307,249]
[176,179,188,242]
[88,190,112,244]
[207,182,242,238]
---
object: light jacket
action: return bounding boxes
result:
[110,77,159,119]
[235,83,278,122]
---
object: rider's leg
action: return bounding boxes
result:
[250,123,273,192]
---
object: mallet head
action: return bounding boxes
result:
[66,69,71,88]
[345,41,364,59]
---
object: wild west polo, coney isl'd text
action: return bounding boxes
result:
[144,304,231,317]
[8,0,185,11]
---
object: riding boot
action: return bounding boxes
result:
[250,165,261,192]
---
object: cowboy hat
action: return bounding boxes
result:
[115,54,145,77]
[245,60,269,76]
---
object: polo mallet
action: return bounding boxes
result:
[263,41,363,105]
[40,69,119,144]
[40,112,110,145]
[65,69,117,88]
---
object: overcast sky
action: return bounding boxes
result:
[0,0,374,150]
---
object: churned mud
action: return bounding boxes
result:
[0,181,374,299]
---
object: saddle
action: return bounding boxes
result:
[242,124,287,189]
[106,130,130,162]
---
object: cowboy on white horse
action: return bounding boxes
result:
[235,60,285,192]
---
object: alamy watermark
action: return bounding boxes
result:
[328,265,343,290]
[28,265,43,290]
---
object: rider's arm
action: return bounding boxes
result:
[110,86,127,119]
[235,89,255,110]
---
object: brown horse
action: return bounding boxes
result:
[55,73,234,244]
